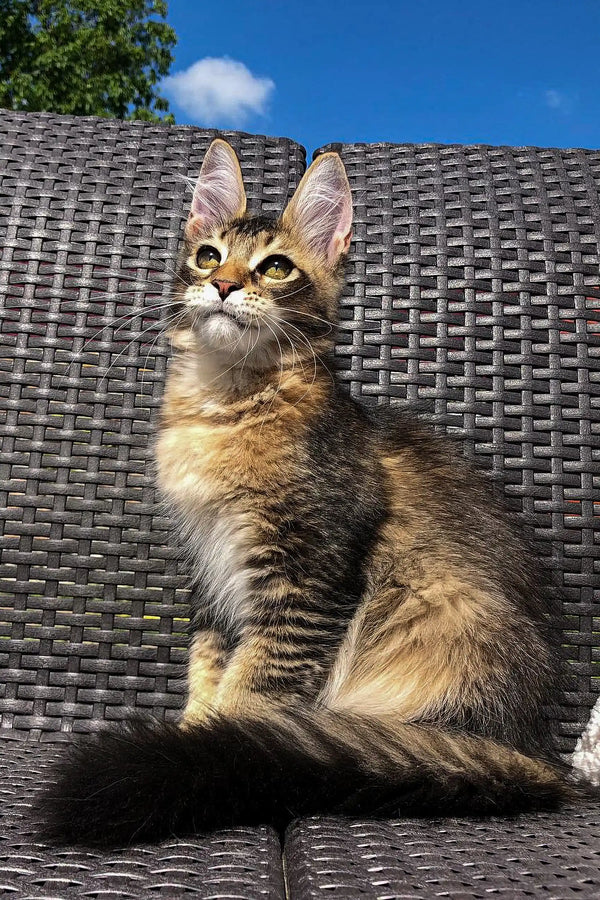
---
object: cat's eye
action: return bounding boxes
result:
[258,255,293,280]
[196,245,221,269]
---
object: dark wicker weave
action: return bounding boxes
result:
[285,814,600,899]
[0,110,598,898]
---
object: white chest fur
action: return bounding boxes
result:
[156,425,255,632]
[178,506,253,632]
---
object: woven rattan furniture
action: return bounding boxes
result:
[0,109,598,898]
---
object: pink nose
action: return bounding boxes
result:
[212,279,241,300]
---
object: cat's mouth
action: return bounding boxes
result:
[188,306,243,330]
[209,309,240,323]
[204,304,261,331]
[187,303,256,327]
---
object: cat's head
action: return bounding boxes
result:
[169,139,352,370]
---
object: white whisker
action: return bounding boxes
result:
[57,299,182,387]
[259,318,288,434]
[272,284,310,303]
[275,305,334,332]
[238,317,262,381]
[268,313,335,399]
[139,310,185,398]
[200,323,257,390]
[97,311,183,391]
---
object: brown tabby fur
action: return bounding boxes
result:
[159,148,550,738]
[39,140,588,847]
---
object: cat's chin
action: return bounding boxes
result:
[195,313,269,367]
[200,311,245,349]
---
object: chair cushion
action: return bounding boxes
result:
[284,813,600,898]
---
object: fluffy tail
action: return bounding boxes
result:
[38,709,585,846]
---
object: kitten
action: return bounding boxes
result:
[40,139,587,846]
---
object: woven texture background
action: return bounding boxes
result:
[0,109,305,738]
[2,111,598,900]
[0,112,598,752]
[284,815,600,899]
[318,141,600,751]
[0,736,285,898]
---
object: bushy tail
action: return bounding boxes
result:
[38,709,585,846]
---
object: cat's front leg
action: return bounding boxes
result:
[214,634,324,716]
[213,592,345,716]
[181,628,230,726]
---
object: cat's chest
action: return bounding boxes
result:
[156,417,290,629]
[156,416,285,509]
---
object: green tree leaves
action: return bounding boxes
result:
[0,0,177,122]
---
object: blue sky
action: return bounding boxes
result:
[162,0,600,155]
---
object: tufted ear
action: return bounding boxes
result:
[186,139,247,238]
[281,152,352,264]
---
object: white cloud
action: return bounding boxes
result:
[163,57,275,126]
[544,89,573,112]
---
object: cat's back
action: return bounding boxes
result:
[364,403,499,518]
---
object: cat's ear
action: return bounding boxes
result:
[186,139,247,238]
[281,152,352,264]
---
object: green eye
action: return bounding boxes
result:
[259,255,293,280]
[196,245,221,269]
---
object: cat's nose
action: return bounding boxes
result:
[212,279,242,300]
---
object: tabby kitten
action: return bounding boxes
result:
[41,139,585,846]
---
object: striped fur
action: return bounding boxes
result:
[38,142,590,846]
[40,712,584,848]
